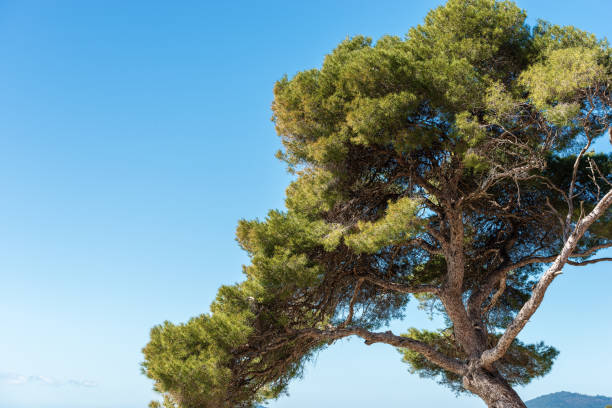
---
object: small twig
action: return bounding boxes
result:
[568,257,612,266]
[340,278,364,328]
[483,276,507,316]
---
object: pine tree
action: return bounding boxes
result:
[142,1,612,407]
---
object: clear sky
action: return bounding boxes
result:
[0,1,610,407]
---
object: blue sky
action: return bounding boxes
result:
[0,1,610,407]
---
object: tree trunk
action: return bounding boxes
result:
[463,369,526,408]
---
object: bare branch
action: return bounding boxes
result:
[361,275,440,295]
[425,225,447,248]
[587,157,602,201]
[404,237,444,255]
[569,243,612,257]
[588,156,612,188]
[481,188,612,367]
[568,257,612,266]
[340,278,364,328]
[483,276,507,316]
[564,135,594,238]
[468,241,612,317]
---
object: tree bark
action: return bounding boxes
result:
[463,369,527,408]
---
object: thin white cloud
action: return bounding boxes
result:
[0,373,97,388]
[34,375,60,386]
[4,374,27,385]
[67,379,97,387]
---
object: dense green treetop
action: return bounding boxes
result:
[142,1,612,407]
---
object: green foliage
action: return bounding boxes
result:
[484,82,519,122]
[142,314,251,408]
[345,197,423,253]
[284,168,341,215]
[272,0,536,170]
[143,0,612,406]
[520,47,607,110]
[400,329,558,393]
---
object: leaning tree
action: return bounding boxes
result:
[142,1,612,407]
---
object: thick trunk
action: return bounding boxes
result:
[463,369,526,408]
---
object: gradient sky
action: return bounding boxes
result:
[0,1,610,407]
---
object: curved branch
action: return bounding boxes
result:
[482,276,507,316]
[403,237,444,255]
[340,278,364,328]
[468,242,612,315]
[361,275,440,295]
[300,327,466,375]
[567,257,612,266]
[481,188,612,367]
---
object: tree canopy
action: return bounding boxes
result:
[142,1,612,407]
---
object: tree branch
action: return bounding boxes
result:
[482,276,507,316]
[468,242,612,316]
[361,275,440,295]
[340,278,364,328]
[404,237,444,255]
[481,188,612,367]
[300,326,466,375]
[567,257,612,266]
